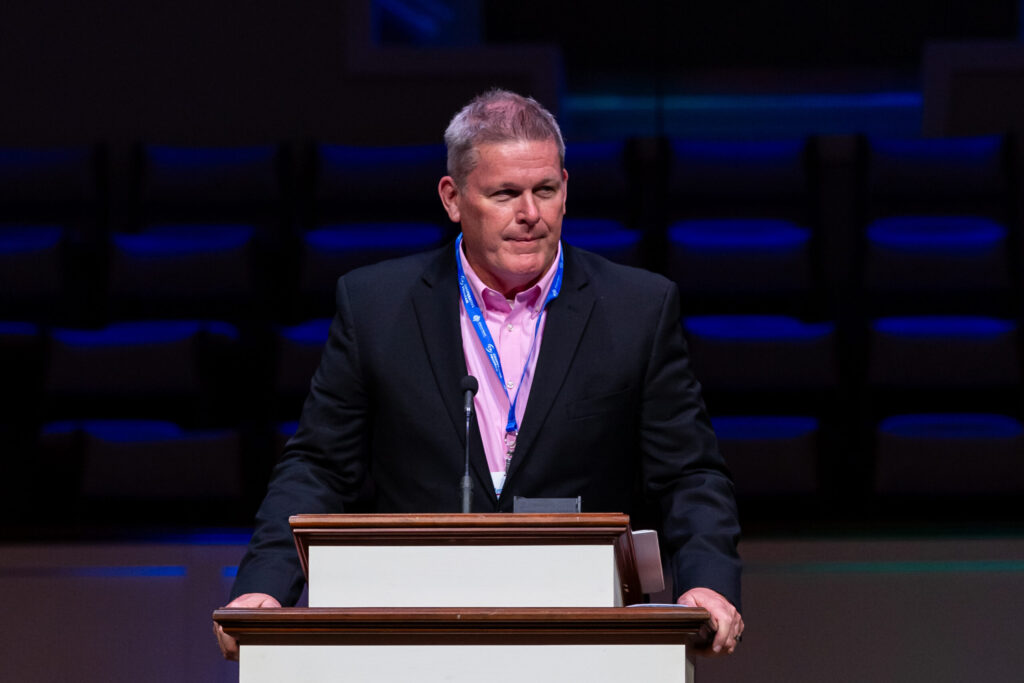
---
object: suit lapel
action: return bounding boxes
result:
[411,244,496,507]
[506,245,595,484]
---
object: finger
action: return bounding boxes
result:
[712,623,732,653]
[711,610,739,654]
[724,615,745,654]
[214,621,240,661]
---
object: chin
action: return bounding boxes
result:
[507,254,547,272]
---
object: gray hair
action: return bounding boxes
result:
[444,89,565,187]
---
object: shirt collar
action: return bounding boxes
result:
[459,240,562,317]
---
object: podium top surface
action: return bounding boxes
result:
[289,513,635,547]
[214,606,712,646]
[289,513,631,530]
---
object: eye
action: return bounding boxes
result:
[535,186,556,198]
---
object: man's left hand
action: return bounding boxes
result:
[677,587,744,656]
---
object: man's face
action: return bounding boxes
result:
[439,139,567,297]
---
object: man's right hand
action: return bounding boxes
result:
[214,592,282,661]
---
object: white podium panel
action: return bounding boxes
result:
[241,643,694,683]
[292,513,647,607]
[308,544,620,607]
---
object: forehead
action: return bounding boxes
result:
[468,140,563,185]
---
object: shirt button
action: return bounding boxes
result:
[506,323,514,332]
[506,380,514,389]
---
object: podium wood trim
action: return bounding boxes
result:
[214,606,712,647]
[290,513,644,605]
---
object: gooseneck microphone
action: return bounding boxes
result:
[459,375,479,513]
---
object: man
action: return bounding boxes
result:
[216,89,743,659]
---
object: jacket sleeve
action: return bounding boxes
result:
[640,281,742,609]
[230,276,371,605]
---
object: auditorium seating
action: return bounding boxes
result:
[296,144,450,314]
[0,322,43,421]
[682,314,839,497]
[560,217,642,266]
[298,221,445,308]
[663,140,833,497]
[38,419,243,522]
[43,320,243,425]
[857,135,1020,504]
[667,217,813,298]
[0,145,104,237]
[0,145,105,323]
[274,317,331,417]
[864,134,1010,220]
[867,316,1020,391]
[309,143,448,225]
[0,133,1021,528]
[874,413,1024,495]
[53,419,242,496]
[712,416,819,496]
[860,134,1016,316]
[134,143,288,228]
[0,225,65,312]
[111,144,292,321]
[107,223,259,319]
[665,138,821,316]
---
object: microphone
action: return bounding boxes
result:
[459,375,478,513]
[461,375,478,418]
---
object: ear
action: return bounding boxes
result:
[561,168,569,215]
[438,176,461,224]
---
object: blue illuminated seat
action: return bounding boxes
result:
[129,144,290,317]
[0,321,42,418]
[0,146,102,233]
[42,418,242,499]
[301,144,450,306]
[666,139,818,308]
[874,413,1024,494]
[561,218,642,266]
[275,420,300,455]
[45,320,240,422]
[713,415,818,495]
[864,215,1009,292]
[108,224,257,314]
[669,139,812,222]
[275,318,331,398]
[683,315,837,390]
[299,223,445,295]
[140,144,285,219]
[0,225,64,303]
[868,316,1019,388]
[862,135,1013,314]
[0,146,104,321]
[668,218,811,293]
[312,143,447,224]
[867,135,1008,217]
[563,141,632,221]
[136,143,287,248]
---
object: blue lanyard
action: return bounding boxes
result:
[455,233,563,439]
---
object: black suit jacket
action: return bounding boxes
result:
[232,243,741,607]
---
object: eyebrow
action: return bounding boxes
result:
[491,176,562,191]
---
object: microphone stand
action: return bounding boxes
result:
[460,376,478,513]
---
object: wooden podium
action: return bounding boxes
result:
[214,513,711,683]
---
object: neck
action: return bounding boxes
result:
[490,277,541,300]
[461,251,549,300]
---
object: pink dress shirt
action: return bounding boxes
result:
[459,242,562,494]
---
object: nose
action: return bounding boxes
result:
[516,193,540,225]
